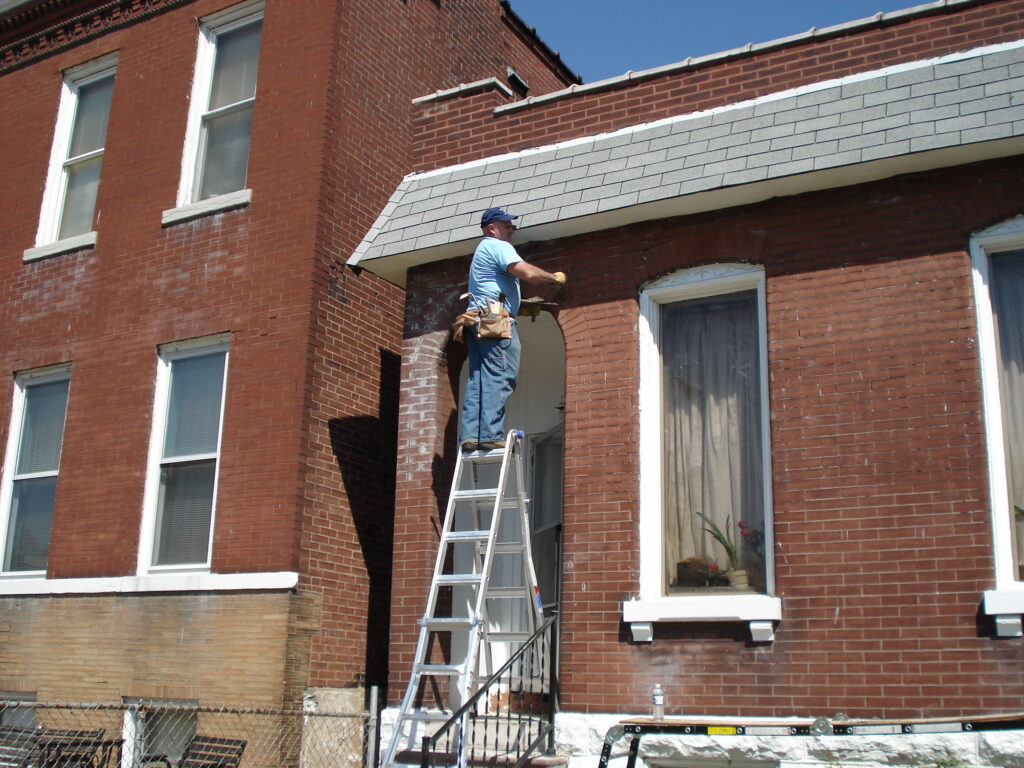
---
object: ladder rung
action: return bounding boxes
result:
[486,587,530,599]
[452,488,499,502]
[421,617,475,630]
[463,449,507,462]
[402,710,453,722]
[493,542,526,554]
[445,530,490,542]
[484,632,530,642]
[436,574,482,586]
[417,663,464,676]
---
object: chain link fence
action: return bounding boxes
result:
[0,700,376,768]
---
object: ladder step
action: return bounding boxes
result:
[445,530,490,542]
[436,574,482,586]
[493,542,526,554]
[486,587,530,599]
[421,617,476,630]
[402,710,454,722]
[417,663,464,676]
[452,488,499,502]
[484,632,531,642]
[462,448,507,462]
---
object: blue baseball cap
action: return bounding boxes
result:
[480,207,518,226]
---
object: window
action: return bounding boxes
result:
[123,699,197,768]
[625,265,779,637]
[173,1,262,212]
[0,693,36,730]
[140,338,228,571]
[0,366,71,573]
[972,217,1024,633]
[29,55,116,258]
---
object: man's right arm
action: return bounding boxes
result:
[508,260,566,285]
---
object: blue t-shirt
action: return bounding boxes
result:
[467,237,523,316]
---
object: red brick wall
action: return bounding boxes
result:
[390,155,1024,715]
[0,0,575,698]
[299,0,577,691]
[413,0,1024,171]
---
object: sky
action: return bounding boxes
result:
[506,0,924,83]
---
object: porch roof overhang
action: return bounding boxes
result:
[349,38,1024,287]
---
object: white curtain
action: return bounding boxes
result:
[661,290,765,589]
[991,251,1024,578]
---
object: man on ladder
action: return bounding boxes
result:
[459,207,566,452]
[380,210,567,768]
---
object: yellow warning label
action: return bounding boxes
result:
[707,727,737,735]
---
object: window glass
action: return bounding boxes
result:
[58,70,114,240]
[67,76,114,157]
[661,290,766,594]
[4,376,69,573]
[155,461,216,566]
[163,353,226,457]
[990,250,1024,580]
[0,693,37,729]
[193,16,261,202]
[198,108,254,201]
[149,347,226,569]
[16,380,70,474]
[209,21,261,109]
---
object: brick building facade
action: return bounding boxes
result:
[0,0,574,734]
[349,1,1024,765]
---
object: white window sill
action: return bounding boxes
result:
[623,594,782,643]
[0,570,297,596]
[983,587,1024,636]
[23,231,97,262]
[162,189,252,226]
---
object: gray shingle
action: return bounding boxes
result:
[727,139,773,159]
[961,66,1009,88]
[887,65,935,88]
[637,182,682,204]
[793,139,839,160]
[352,42,1024,268]
[863,85,911,107]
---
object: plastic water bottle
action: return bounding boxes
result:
[651,683,665,720]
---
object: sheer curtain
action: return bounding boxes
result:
[991,251,1024,579]
[661,290,765,590]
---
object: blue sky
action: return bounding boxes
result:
[507,0,922,83]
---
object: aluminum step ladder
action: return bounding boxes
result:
[382,429,545,768]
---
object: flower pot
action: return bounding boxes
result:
[727,569,749,588]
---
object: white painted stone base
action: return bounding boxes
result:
[379,708,1024,768]
[554,713,1024,768]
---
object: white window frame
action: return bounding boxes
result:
[623,264,781,640]
[26,54,117,262]
[971,216,1024,635]
[137,335,229,575]
[0,364,71,577]
[164,0,262,225]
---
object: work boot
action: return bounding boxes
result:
[461,441,479,452]
[477,441,506,451]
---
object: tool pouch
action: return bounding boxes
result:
[452,294,512,342]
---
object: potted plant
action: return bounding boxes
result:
[696,512,747,587]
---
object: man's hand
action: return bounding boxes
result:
[552,271,567,285]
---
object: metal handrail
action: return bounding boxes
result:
[421,614,558,768]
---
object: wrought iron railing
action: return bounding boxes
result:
[420,614,557,768]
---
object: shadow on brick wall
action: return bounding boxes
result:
[328,348,401,690]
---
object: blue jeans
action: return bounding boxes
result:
[460,323,521,444]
